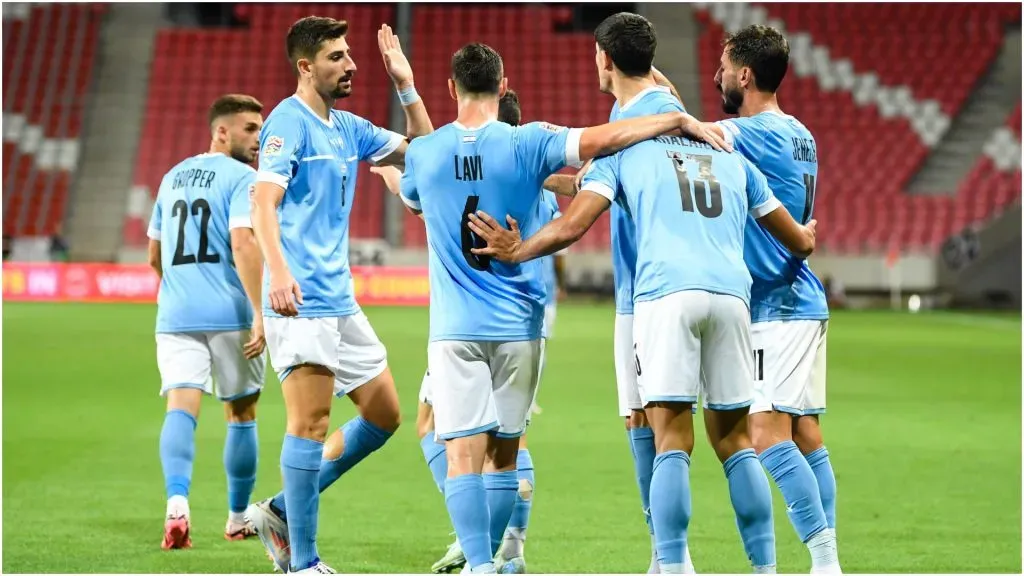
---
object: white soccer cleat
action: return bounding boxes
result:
[244,498,290,573]
[224,516,257,541]
[291,560,336,574]
[497,556,526,574]
[432,536,467,573]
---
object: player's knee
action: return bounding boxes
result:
[748,412,790,455]
[629,409,650,429]
[225,393,259,423]
[792,416,824,454]
[288,408,331,441]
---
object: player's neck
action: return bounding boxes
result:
[208,142,229,156]
[455,97,499,129]
[295,85,335,121]
[739,91,782,118]
[612,74,657,108]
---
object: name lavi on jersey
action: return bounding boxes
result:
[454,154,484,181]
[791,137,817,163]
[172,168,216,190]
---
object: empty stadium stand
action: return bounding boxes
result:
[2,3,103,237]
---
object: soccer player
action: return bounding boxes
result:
[147,94,268,549]
[699,24,841,573]
[541,13,698,573]
[467,90,818,576]
[397,42,722,574]
[244,18,433,574]
[374,89,560,574]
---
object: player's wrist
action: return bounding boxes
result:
[396,81,420,105]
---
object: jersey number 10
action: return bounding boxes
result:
[668,152,723,218]
[171,198,221,266]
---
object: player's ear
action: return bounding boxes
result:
[448,78,457,101]
[498,78,508,98]
[296,57,313,79]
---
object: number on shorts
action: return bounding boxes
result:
[667,152,723,218]
[753,348,764,381]
[171,198,221,266]
[634,342,642,377]
[460,195,491,271]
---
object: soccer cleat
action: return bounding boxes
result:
[292,560,336,574]
[431,537,467,574]
[224,517,257,541]
[244,498,290,573]
[161,515,192,550]
[497,556,526,574]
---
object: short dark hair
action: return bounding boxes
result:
[286,16,349,74]
[451,43,503,95]
[723,24,789,93]
[208,94,263,126]
[497,89,521,126]
[594,12,657,77]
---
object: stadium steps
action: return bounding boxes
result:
[906,28,1023,194]
[641,3,703,118]
[68,2,164,262]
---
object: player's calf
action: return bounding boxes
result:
[704,408,776,573]
[794,415,837,533]
[159,388,201,550]
[644,401,695,574]
[224,394,260,540]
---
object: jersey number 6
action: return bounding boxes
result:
[171,198,221,266]
[460,196,491,271]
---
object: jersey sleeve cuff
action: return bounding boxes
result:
[146,227,161,240]
[581,181,615,202]
[399,193,421,212]
[715,120,737,147]
[256,170,289,189]
[229,216,253,230]
[750,196,781,218]
[369,131,405,165]
[564,128,584,168]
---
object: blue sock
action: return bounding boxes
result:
[160,409,197,499]
[281,434,323,571]
[724,448,776,569]
[272,417,394,520]
[628,426,657,535]
[650,450,692,569]
[759,440,827,542]
[484,470,519,556]
[224,421,258,513]
[507,449,534,533]
[805,446,837,530]
[420,433,448,495]
[445,473,493,571]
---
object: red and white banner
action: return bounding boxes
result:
[2,262,430,306]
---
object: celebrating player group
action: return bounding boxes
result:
[146,9,841,575]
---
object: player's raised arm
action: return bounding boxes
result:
[375,24,432,168]
[744,159,816,258]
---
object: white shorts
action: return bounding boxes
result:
[614,313,643,417]
[418,368,434,405]
[156,330,266,401]
[543,304,557,339]
[265,312,387,397]
[750,320,828,416]
[634,290,753,410]
[428,339,542,441]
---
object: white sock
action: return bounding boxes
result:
[660,563,684,574]
[683,545,696,574]
[469,562,496,574]
[228,510,246,525]
[753,565,776,574]
[648,534,659,573]
[808,528,841,573]
[502,527,525,559]
[166,495,189,518]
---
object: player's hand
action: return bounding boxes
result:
[680,116,732,152]
[574,159,593,193]
[803,218,817,254]
[268,271,303,317]
[378,24,414,89]
[369,166,403,196]
[467,211,523,263]
[243,315,266,359]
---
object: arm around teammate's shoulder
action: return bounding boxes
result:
[576,112,731,162]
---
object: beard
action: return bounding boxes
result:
[230,145,256,164]
[326,73,354,99]
[720,83,743,115]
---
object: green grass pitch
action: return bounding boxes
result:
[2,302,1021,573]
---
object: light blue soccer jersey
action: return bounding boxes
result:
[582,135,780,306]
[538,189,562,308]
[148,152,256,333]
[607,86,685,315]
[400,120,581,342]
[256,95,404,318]
[717,111,828,323]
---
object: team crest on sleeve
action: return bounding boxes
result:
[248,183,256,199]
[539,122,566,133]
[263,136,284,158]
